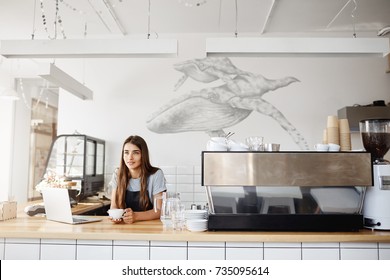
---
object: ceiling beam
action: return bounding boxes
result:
[326,0,353,30]
[87,0,126,35]
[260,0,278,34]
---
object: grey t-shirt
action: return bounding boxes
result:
[109,169,166,202]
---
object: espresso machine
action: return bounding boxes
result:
[360,119,390,230]
[202,151,372,231]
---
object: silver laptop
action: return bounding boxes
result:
[41,187,102,224]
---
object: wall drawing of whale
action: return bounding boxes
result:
[146,57,309,150]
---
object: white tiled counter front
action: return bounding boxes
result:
[2,238,390,260]
[150,241,187,260]
[2,217,390,260]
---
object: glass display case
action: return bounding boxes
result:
[44,134,105,199]
[202,151,373,231]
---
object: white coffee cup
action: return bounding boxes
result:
[328,143,340,152]
[107,209,125,219]
[206,139,228,151]
[227,140,249,151]
[314,143,329,151]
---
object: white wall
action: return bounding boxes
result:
[0,67,18,202]
[0,100,15,201]
[57,36,390,173]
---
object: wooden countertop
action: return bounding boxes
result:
[2,214,390,243]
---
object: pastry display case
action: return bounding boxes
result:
[43,134,105,199]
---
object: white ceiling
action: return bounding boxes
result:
[0,0,389,39]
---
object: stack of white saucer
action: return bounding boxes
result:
[184,209,208,220]
[184,210,208,232]
[186,219,208,232]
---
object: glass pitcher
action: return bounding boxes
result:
[154,192,181,230]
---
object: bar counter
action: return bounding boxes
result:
[2,214,390,242]
[2,214,390,260]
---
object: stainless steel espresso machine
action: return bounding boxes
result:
[360,119,390,230]
[202,151,373,231]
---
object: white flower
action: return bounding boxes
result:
[35,169,69,192]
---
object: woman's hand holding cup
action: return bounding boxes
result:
[108,208,125,223]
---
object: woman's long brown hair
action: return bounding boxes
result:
[115,135,159,210]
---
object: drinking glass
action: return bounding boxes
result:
[171,202,186,231]
[245,136,264,151]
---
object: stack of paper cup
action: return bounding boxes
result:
[339,119,351,151]
[322,129,328,144]
[326,115,339,145]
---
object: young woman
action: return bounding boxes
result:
[109,135,166,224]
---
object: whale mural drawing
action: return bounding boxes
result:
[146,57,309,150]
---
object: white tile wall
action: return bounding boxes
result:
[340,242,378,248]
[379,243,390,259]
[1,238,389,260]
[150,240,188,260]
[112,240,150,260]
[226,242,263,260]
[165,184,176,193]
[3,238,41,260]
[75,239,113,259]
[301,242,340,260]
[4,243,41,260]
[177,175,193,185]
[150,247,187,260]
[379,249,390,260]
[165,175,176,184]
[0,238,4,260]
[178,183,194,193]
[160,165,208,209]
[264,242,301,247]
[226,242,263,247]
[379,243,390,248]
[76,245,113,260]
[150,241,187,247]
[302,242,339,248]
[264,242,301,260]
[340,248,378,260]
[77,239,112,245]
[114,240,149,246]
[161,166,177,176]
[188,242,225,260]
[177,166,194,175]
[5,238,40,244]
[226,247,263,260]
[264,248,302,260]
[188,247,225,260]
[340,242,379,260]
[302,248,339,260]
[41,239,76,245]
[113,245,149,260]
[41,244,76,260]
[188,241,224,247]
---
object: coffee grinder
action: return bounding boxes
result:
[360,119,390,230]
